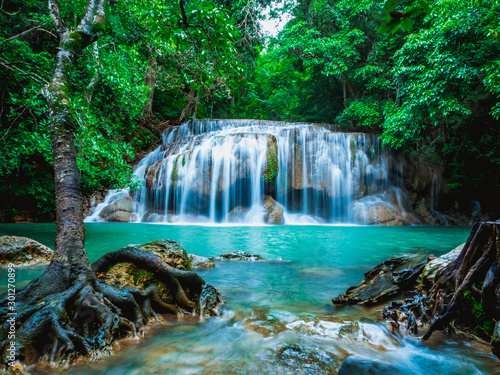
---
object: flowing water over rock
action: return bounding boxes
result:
[86,120,418,225]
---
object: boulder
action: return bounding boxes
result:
[104,239,191,303]
[332,253,425,305]
[188,254,215,268]
[210,250,263,262]
[263,195,284,224]
[227,206,248,221]
[266,343,344,375]
[355,202,410,226]
[107,211,131,222]
[0,236,53,266]
[418,243,464,292]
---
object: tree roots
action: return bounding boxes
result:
[0,248,207,368]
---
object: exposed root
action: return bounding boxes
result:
[422,221,500,341]
[0,247,208,368]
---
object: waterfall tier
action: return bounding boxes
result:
[86,120,418,225]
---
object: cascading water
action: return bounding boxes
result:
[86,119,417,224]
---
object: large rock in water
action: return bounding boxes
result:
[99,196,137,222]
[104,239,191,303]
[263,343,344,375]
[188,254,215,268]
[263,195,284,224]
[210,250,263,261]
[332,253,425,305]
[0,236,53,266]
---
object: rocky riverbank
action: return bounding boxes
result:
[332,220,500,359]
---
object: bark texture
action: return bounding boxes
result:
[422,220,500,341]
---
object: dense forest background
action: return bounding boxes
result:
[1,0,499,221]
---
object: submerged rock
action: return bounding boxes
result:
[189,254,215,268]
[337,356,404,375]
[211,250,263,261]
[0,236,53,266]
[265,343,344,375]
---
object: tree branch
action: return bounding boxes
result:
[48,0,67,34]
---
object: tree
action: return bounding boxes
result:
[0,0,237,367]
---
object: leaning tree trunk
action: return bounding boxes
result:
[0,0,209,368]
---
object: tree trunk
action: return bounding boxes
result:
[141,45,157,118]
[422,221,500,341]
[0,1,211,368]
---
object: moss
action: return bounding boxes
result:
[264,136,279,182]
[172,155,180,188]
[182,154,186,166]
[91,22,106,34]
[350,138,356,161]
[462,289,495,339]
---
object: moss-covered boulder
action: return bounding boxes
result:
[104,239,191,303]
[0,236,53,266]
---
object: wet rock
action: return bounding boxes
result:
[105,239,191,303]
[98,196,137,221]
[355,202,410,226]
[332,253,424,305]
[263,195,284,224]
[189,254,215,268]
[198,284,222,316]
[243,306,288,337]
[0,236,53,266]
[338,356,404,375]
[268,343,344,375]
[227,206,248,221]
[210,250,263,261]
[107,211,131,222]
[418,244,464,292]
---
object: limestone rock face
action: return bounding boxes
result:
[263,195,284,225]
[104,239,191,303]
[0,236,53,266]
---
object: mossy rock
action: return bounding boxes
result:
[104,239,191,303]
[0,236,53,266]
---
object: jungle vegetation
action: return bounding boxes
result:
[0,0,499,219]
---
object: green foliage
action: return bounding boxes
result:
[462,289,495,339]
[264,147,279,182]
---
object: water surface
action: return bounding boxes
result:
[1,224,498,374]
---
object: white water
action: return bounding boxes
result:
[86,120,416,224]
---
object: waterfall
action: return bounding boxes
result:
[85,119,417,225]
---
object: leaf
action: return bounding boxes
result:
[419,0,431,14]
[384,0,399,14]
[378,20,399,34]
[391,23,401,34]
[401,18,414,33]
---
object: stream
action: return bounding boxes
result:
[1,223,498,374]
